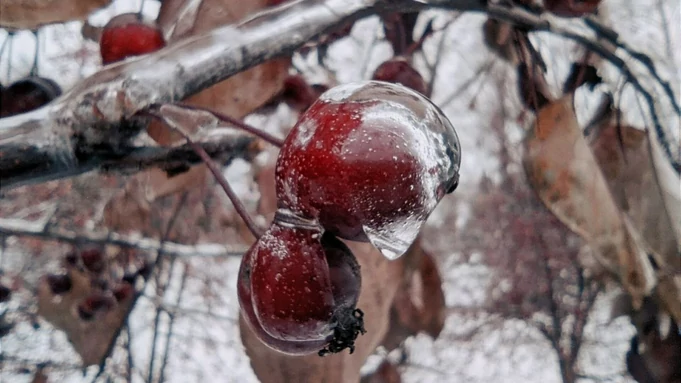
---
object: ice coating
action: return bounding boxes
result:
[248,222,335,341]
[276,81,461,259]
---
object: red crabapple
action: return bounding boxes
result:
[238,213,363,356]
[275,81,460,259]
[100,13,166,65]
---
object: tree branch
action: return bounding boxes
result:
[0,216,247,258]
[0,0,382,189]
[0,126,255,190]
[1,0,678,189]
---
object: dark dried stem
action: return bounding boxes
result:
[175,102,284,147]
[151,108,265,238]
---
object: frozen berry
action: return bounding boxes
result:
[275,81,460,259]
[238,213,363,355]
[372,58,427,95]
[100,13,166,65]
[0,77,61,117]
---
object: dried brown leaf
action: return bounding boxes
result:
[37,264,134,366]
[590,122,679,269]
[0,0,111,29]
[524,96,656,307]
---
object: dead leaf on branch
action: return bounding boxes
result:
[523,95,656,308]
[380,241,446,351]
[0,0,111,29]
[590,121,680,271]
[589,120,681,322]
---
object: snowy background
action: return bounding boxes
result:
[0,0,679,382]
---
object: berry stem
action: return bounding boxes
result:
[149,107,266,239]
[175,102,284,147]
[138,0,146,17]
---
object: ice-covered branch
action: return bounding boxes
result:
[0,0,382,189]
[1,0,678,189]
[1,126,255,189]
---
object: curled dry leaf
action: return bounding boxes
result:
[523,96,656,308]
[590,122,680,269]
[381,240,446,351]
[0,0,111,29]
[589,121,681,321]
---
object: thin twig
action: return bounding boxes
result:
[174,102,285,147]
[0,216,247,258]
[583,15,680,114]
[126,325,134,383]
[147,193,187,383]
[93,192,189,383]
[438,59,496,109]
[151,106,265,238]
[158,264,188,383]
[426,16,459,97]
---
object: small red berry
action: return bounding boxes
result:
[275,81,460,259]
[113,282,134,302]
[372,58,427,95]
[238,213,363,355]
[0,77,62,117]
[100,13,166,65]
[79,248,106,274]
[280,75,327,111]
[544,0,600,17]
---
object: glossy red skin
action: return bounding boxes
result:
[544,0,600,17]
[248,223,335,341]
[237,242,329,355]
[100,22,165,65]
[372,59,427,95]
[275,101,423,242]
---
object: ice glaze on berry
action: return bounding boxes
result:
[275,81,460,259]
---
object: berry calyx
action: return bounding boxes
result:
[275,81,460,259]
[100,13,166,65]
[238,212,363,355]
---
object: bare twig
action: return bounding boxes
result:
[158,264,188,383]
[146,193,187,383]
[93,192,189,383]
[175,103,285,147]
[151,104,265,238]
[0,216,247,258]
[425,16,460,97]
